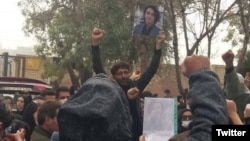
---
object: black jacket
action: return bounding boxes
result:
[92,45,161,141]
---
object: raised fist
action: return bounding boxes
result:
[91,27,104,46]
[127,87,140,100]
[221,50,234,68]
[181,55,210,78]
[156,30,166,50]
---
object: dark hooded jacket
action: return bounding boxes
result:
[58,73,132,141]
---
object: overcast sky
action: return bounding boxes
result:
[0,0,35,49]
[0,0,237,65]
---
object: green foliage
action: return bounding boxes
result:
[18,0,172,83]
[238,50,250,76]
[223,0,250,47]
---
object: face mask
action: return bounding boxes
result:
[181,120,192,128]
[60,99,68,104]
[4,125,12,134]
[186,104,190,109]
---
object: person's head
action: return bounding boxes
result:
[16,95,25,111]
[42,90,56,101]
[244,71,250,88]
[164,89,171,98]
[143,5,160,28]
[4,96,14,110]
[181,109,192,129]
[10,119,30,141]
[58,74,132,141]
[178,108,192,133]
[111,61,131,85]
[22,102,40,132]
[33,96,45,105]
[22,101,44,141]
[56,86,70,103]
[38,101,61,133]
[0,99,14,137]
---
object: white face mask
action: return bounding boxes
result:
[186,104,190,109]
[60,99,68,104]
[181,120,192,128]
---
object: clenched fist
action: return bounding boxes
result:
[221,50,234,68]
[181,55,210,78]
[156,30,166,50]
[127,87,140,100]
[91,27,104,46]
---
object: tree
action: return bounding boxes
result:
[162,0,236,94]
[238,50,250,76]
[224,0,250,72]
[18,0,137,89]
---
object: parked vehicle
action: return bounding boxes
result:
[0,77,52,97]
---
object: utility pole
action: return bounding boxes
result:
[3,52,8,76]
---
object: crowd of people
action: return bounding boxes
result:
[1,26,250,141]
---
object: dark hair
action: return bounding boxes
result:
[33,96,45,101]
[22,102,39,135]
[69,85,75,96]
[42,90,56,97]
[37,101,61,125]
[15,95,26,104]
[140,91,154,99]
[143,5,160,25]
[0,99,14,129]
[56,86,69,98]
[4,96,13,105]
[110,61,130,76]
[242,68,250,78]
[177,95,183,102]
[10,119,30,140]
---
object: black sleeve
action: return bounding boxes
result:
[92,45,106,74]
[225,66,234,74]
[244,117,250,125]
[135,49,161,92]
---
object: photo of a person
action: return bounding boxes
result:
[133,4,164,37]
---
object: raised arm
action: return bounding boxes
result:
[222,50,249,99]
[135,30,165,92]
[181,55,229,141]
[91,28,106,74]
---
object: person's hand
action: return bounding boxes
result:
[91,27,104,46]
[127,87,140,100]
[130,69,141,80]
[221,50,234,68]
[4,134,22,141]
[181,55,210,78]
[156,30,166,50]
[244,104,250,118]
[139,136,145,141]
[226,99,237,117]
[16,128,25,141]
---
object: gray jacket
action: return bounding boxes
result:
[185,69,229,141]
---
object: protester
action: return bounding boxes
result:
[222,50,250,121]
[30,101,61,141]
[91,27,165,141]
[140,55,229,141]
[0,99,23,141]
[55,86,70,104]
[57,73,132,141]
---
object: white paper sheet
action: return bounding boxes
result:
[143,97,177,141]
